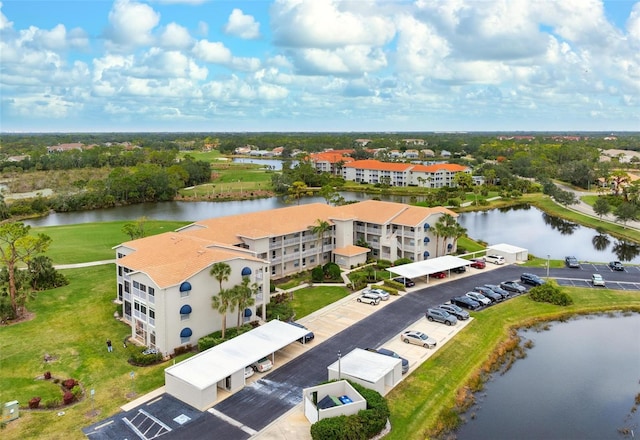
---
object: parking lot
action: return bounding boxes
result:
[553,262,640,291]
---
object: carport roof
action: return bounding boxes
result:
[386,255,472,279]
[164,319,309,390]
[327,348,400,383]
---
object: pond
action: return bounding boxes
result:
[455,313,640,440]
[25,200,640,263]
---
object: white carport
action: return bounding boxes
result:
[487,243,528,264]
[164,319,310,410]
[386,255,472,282]
[327,348,402,395]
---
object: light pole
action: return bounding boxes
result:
[337,350,341,379]
[546,254,550,279]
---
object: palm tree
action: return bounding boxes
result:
[309,219,331,262]
[211,287,235,339]
[235,277,257,328]
[210,262,231,294]
[432,215,451,257]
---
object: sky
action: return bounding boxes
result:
[0,0,639,133]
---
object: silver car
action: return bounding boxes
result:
[363,288,390,301]
[400,330,437,348]
[465,291,491,306]
[425,308,458,326]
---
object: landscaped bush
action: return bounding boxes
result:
[310,381,389,440]
[63,378,77,390]
[44,371,51,380]
[28,397,41,409]
[198,324,259,351]
[129,349,163,366]
[63,391,74,405]
[529,282,573,306]
[266,293,294,321]
[393,258,412,266]
[323,262,341,280]
[311,266,325,283]
[383,279,405,291]
[376,259,392,269]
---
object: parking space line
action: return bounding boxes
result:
[208,408,258,436]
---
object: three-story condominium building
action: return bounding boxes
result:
[342,159,471,188]
[114,200,458,355]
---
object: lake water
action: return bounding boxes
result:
[455,313,640,440]
[25,199,640,263]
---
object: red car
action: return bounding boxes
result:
[431,271,447,279]
[470,258,486,269]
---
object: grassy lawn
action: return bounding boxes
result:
[32,221,189,265]
[178,161,275,198]
[0,266,193,440]
[289,286,351,319]
[384,288,640,440]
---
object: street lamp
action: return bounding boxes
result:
[546,254,550,279]
[337,350,341,379]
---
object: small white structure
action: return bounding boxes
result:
[486,243,529,264]
[302,380,367,424]
[164,320,309,410]
[327,348,402,395]
[387,255,472,281]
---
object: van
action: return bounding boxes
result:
[485,254,505,265]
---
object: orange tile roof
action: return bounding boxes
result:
[309,152,355,164]
[117,232,263,288]
[411,163,469,172]
[333,200,456,226]
[333,245,370,256]
[343,160,413,172]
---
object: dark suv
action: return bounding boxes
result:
[393,277,415,287]
[520,273,546,286]
[287,321,315,343]
[609,261,624,271]
[565,256,580,268]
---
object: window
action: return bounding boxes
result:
[140,284,146,292]
[140,305,147,315]
[180,290,189,298]
[117,253,125,259]
[133,281,140,289]
[118,266,123,276]
[149,309,155,320]
[124,281,130,293]
[148,287,155,297]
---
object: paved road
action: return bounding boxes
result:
[163,265,640,440]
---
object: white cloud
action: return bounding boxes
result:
[271,0,395,48]
[159,23,193,49]
[0,2,13,31]
[193,39,232,63]
[105,0,160,49]
[224,9,260,39]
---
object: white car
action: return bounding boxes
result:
[251,357,273,373]
[591,273,606,287]
[485,254,505,265]
[363,288,390,301]
[465,291,491,306]
[244,366,255,379]
[357,292,381,305]
[400,330,437,348]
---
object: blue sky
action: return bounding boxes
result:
[1,0,639,133]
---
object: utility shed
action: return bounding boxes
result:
[164,319,309,410]
[327,348,401,395]
[487,243,528,264]
[386,255,472,281]
[302,380,366,424]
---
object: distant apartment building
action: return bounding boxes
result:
[114,200,458,355]
[342,159,471,188]
[309,150,355,175]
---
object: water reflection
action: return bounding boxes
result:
[542,212,579,235]
[612,240,640,261]
[591,233,610,251]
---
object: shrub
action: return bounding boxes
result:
[393,258,412,266]
[44,399,60,409]
[384,279,405,291]
[376,259,392,269]
[63,391,74,405]
[311,266,325,283]
[63,378,77,390]
[529,282,573,306]
[28,397,41,409]
[323,262,341,280]
[44,371,51,380]
[129,350,163,366]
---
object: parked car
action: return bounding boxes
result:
[357,292,381,305]
[609,261,624,271]
[465,291,491,306]
[363,288,390,301]
[452,266,466,274]
[500,280,527,293]
[473,286,502,302]
[400,330,437,348]
[251,357,273,373]
[438,303,470,320]
[367,347,410,374]
[287,321,315,343]
[591,273,606,287]
[520,273,546,286]
[393,277,415,287]
[565,256,580,268]
[450,296,481,310]
[425,308,458,326]
[244,366,255,379]
[470,258,486,269]
[484,284,510,300]
[485,254,505,265]
[431,271,447,279]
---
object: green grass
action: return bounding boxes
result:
[384,288,640,439]
[32,221,189,265]
[0,265,192,440]
[289,286,351,319]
